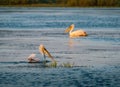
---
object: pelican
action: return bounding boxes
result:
[65,24,87,38]
[39,44,56,62]
[27,53,40,63]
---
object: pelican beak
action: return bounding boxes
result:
[65,24,74,33]
[64,27,71,33]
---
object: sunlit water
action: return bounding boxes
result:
[0,7,120,87]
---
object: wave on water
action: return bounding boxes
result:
[0,7,120,87]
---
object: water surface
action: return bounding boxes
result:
[0,7,120,87]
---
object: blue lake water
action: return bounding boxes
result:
[0,7,120,87]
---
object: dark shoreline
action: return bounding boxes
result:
[0,4,120,7]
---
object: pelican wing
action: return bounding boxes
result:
[70,29,87,37]
[27,54,38,63]
[28,54,36,59]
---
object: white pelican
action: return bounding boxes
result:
[65,24,87,38]
[39,44,56,62]
[27,53,40,63]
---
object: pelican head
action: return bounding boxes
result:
[39,44,45,55]
[39,44,56,62]
[65,24,74,33]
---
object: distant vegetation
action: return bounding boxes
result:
[0,0,120,7]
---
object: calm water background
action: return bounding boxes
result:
[0,7,120,87]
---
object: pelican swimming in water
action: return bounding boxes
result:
[39,44,56,62]
[27,44,56,63]
[65,24,87,38]
[27,53,40,63]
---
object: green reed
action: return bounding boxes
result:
[46,61,74,68]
